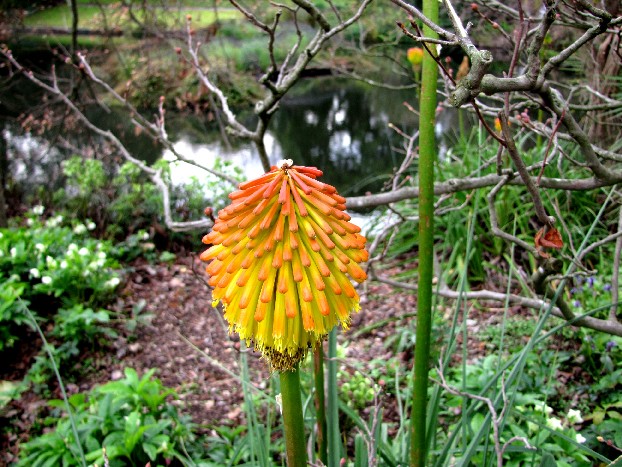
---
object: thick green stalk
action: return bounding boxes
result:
[313,346,328,465]
[326,328,341,467]
[280,367,307,467]
[410,0,439,465]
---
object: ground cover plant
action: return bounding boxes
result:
[0,0,621,466]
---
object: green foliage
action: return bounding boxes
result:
[339,369,376,410]
[18,368,204,467]
[0,276,29,351]
[56,156,241,242]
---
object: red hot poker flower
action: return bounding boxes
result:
[200,160,368,371]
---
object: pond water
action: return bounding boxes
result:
[4,73,459,204]
[164,78,422,196]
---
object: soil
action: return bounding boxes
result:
[0,254,417,465]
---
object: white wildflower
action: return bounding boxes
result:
[534,404,554,415]
[35,243,45,252]
[46,216,62,228]
[46,256,57,268]
[97,251,106,260]
[86,221,96,231]
[67,243,78,252]
[26,218,34,226]
[105,277,120,288]
[141,231,150,241]
[78,247,89,256]
[546,417,563,431]
[73,224,87,235]
[10,247,16,257]
[29,268,40,278]
[32,205,44,215]
[575,433,586,444]
[41,276,52,285]
[567,409,583,425]
[60,260,68,269]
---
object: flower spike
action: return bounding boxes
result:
[201,160,368,371]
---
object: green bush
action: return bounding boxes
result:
[18,368,205,467]
[0,209,121,386]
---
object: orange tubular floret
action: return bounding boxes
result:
[323,218,347,236]
[237,209,259,229]
[272,241,284,268]
[243,184,268,206]
[274,214,286,242]
[332,254,349,274]
[247,223,262,240]
[308,237,321,253]
[252,197,272,217]
[289,170,312,195]
[283,239,293,262]
[262,172,284,198]
[295,171,336,194]
[288,203,299,232]
[284,287,298,319]
[260,269,277,303]
[298,268,315,301]
[293,165,324,179]
[316,290,330,316]
[291,248,304,282]
[238,171,279,191]
[237,260,261,288]
[281,188,292,217]
[202,231,220,244]
[331,243,350,264]
[231,236,251,255]
[222,230,244,247]
[260,201,280,230]
[312,252,331,277]
[289,178,308,216]
[278,177,290,204]
[299,190,335,218]
[347,261,368,283]
[297,244,312,267]
[226,253,247,274]
[307,262,326,291]
[310,189,338,207]
[257,253,274,281]
[254,300,268,322]
[216,249,229,262]
[288,228,299,249]
[200,244,224,261]
[308,218,336,249]
[206,258,224,275]
[324,273,343,295]
[300,299,315,331]
[277,262,292,294]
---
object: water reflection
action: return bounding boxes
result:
[168,79,419,196]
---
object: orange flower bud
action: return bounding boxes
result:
[201,160,368,371]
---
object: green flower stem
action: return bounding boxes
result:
[313,346,328,465]
[410,0,439,465]
[280,366,307,467]
[326,328,341,467]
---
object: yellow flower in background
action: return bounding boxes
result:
[201,160,368,371]
[407,47,424,69]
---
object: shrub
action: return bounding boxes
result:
[18,368,205,466]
